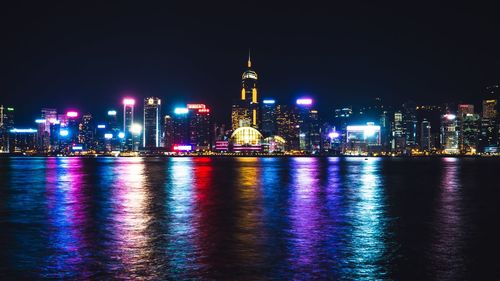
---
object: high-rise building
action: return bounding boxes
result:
[461,113,480,154]
[169,107,191,150]
[440,113,459,154]
[296,98,320,153]
[163,115,174,150]
[78,113,94,150]
[143,97,161,148]
[0,106,14,152]
[333,106,353,147]
[232,52,259,130]
[420,119,432,151]
[416,105,442,150]
[188,104,212,151]
[402,101,418,148]
[391,111,405,153]
[276,104,300,151]
[38,108,57,151]
[479,99,498,153]
[123,98,135,151]
[260,99,277,137]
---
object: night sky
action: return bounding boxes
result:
[2,3,500,126]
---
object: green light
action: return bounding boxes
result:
[7,108,14,111]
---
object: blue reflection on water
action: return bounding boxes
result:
[344,157,390,280]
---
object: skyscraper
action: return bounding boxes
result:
[78,113,94,150]
[420,119,431,151]
[232,52,259,130]
[143,97,161,148]
[276,104,299,151]
[479,99,498,153]
[391,111,405,153]
[260,99,277,137]
[441,113,459,154]
[187,104,212,151]
[0,106,14,152]
[123,98,135,151]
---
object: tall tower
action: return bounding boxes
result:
[143,97,161,148]
[123,98,135,151]
[232,51,259,130]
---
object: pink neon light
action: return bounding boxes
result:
[198,108,210,113]
[66,111,78,118]
[123,98,135,106]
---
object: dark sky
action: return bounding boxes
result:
[2,2,500,126]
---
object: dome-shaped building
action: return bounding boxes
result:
[230,126,263,152]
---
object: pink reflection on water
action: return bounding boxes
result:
[44,157,90,279]
[289,157,322,277]
[430,157,465,280]
[109,158,155,279]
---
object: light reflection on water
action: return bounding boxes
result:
[0,157,496,280]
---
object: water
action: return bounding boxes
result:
[0,157,498,280]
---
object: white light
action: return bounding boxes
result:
[328,132,340,139]
[60,129,69,137]
[118,132,125,139]
[107,110,117,116]
[35,119,46,124]
[104,133,113,139]
[296,98,313,105]
[130,123,142,135]
[174,108,189,114]
[263,99,275,104]
[97,124,106,129]
[445,114,456,120]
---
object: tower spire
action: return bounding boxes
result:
[247,49,251,68]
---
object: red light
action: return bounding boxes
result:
[187,104,206,109]
[198,108,210,113]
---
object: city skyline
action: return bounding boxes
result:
[3,3,500,126]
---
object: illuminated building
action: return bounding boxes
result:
[123,98,135,151]
[402,101,418,149]
[168,107,190,151]
[440,114,459,154]
[232,51,259,130]
[276,104,300,151]
[143,97,161,148]
[261,99,277,137]
[420,119,432,151]
[416,105,442,150]
[333,106,353,146]
[391,111,405,153]
[263,135,286,153]
[479,98,498,153]
[230,126,262,152]
[460,113,480,154]
[163,115,174,150]
[8,128,37,153]
[106,109,121,151]
[78,113,94,150]
[345,123,381,155]
[37,108,57,151]
[296,98,321,153]
[0,105,14,152]
[188,105,212,151]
